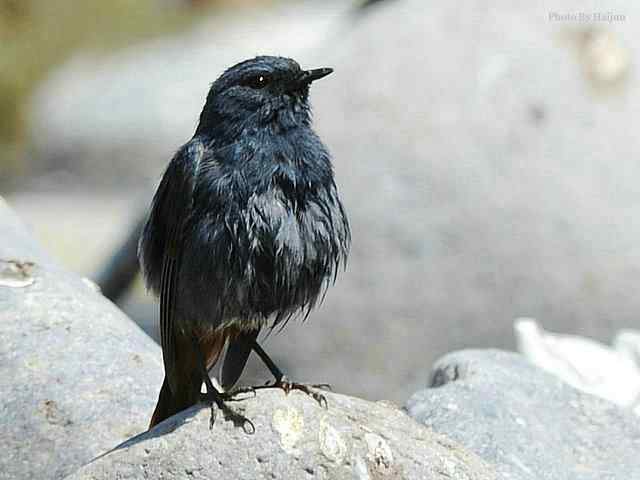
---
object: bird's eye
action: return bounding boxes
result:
[244,74,270,89]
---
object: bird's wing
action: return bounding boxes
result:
[140,139,205,395]
[159,228,180,394]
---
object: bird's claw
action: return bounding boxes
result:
[253,378,330,409]
[199,392,255,434]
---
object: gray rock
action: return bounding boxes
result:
[66,389,495,480]
[406,350,640,480]
[0,197,163,480]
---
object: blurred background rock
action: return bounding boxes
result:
[1,0,193,183]
[3,0,639,403]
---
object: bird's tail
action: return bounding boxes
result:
[149,329,228,429]
[149,374,201,429]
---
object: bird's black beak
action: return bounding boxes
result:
[297,67,334,87]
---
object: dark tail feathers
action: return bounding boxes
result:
[149,375,201,429]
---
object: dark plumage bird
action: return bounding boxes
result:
[138,56,350,429]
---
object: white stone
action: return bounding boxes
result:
[515,318,640,413]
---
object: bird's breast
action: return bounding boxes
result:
[179,182,344,326]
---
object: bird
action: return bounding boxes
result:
[138,56,350,430]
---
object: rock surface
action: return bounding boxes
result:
[615,330,640,368]
[407,350,640,480]
[66,390,495,480]
[0,197,163,480]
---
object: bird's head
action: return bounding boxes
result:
[196,56,332,138]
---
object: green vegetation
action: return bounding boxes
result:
[0,0,199,180]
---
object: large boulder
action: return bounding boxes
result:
[66,389,495,480]
[407,350,640,480]
[0,197,163,479]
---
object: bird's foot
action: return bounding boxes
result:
[252,377,331,409]
[199,391,255,434]
[224,385,258,399]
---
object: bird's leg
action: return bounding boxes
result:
[250,341,330,408]
[191,335,255,433]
